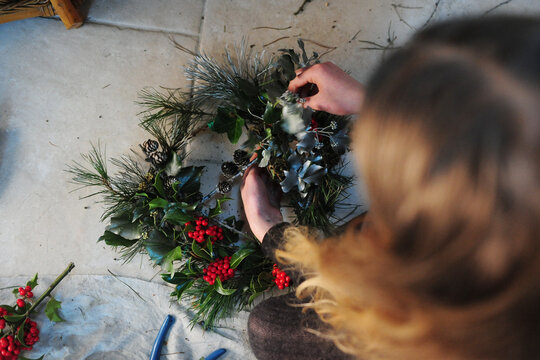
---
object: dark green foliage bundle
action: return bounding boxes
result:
[68,40,356,329]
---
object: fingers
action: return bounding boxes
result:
[301,95,324,112]
[288,73,310,93]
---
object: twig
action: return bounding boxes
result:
[294,0,312,16]
[483,0,513,16]
[422,0,441,28]
[27,262,75,315]
[107,269,147,302]
[391,3,415,30]
[169,35,198,56]
[0,285,18,291]
[350,29,362,42]
[263,36,291,47]
[252,25,292,31]
[301,38,337,50]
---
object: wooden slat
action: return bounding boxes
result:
[49,0,82,29]
[0,3,54,24]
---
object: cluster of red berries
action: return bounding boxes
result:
[272,264,291,290]
[0,316,39,359]
[17,286,33,300]
[202,257,235,285]
[185,217,224,244]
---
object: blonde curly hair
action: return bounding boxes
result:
[277,16,540,360]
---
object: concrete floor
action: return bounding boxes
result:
[1,0,540,296]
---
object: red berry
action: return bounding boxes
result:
[0,338,7,348]
[18,288,26,297]
[184,222,191,227]
[0,320,4,329]
[26,291,33,299]
[16,299,25,308]
[202,220,208,226]
[25,285,31,292]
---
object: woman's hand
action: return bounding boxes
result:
[288,62,365,115]
[241,166,283,243]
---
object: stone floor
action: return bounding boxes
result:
[1,0,540,357]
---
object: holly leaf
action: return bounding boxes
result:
[162,246,183,276]
[16,321,28,346]
[161,272,190,285]
[98,230,138,247]
[4,313,26,322]
[228,115,244,144]
[214,277,236,296]
[230,248,256,269]
[162,205,194,226]
[171,280,194,300]
[164,152,183,177]
[191,240,212,262]
[26,273,38,290]
[143,230,176,265]
[0,305,16,314]
[45,297,64,322]
[209,197,231,218]
[148,197,168,209]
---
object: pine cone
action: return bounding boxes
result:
[233,149,250,167]
[150,151,168,167]
[164,175,177,189]
[142,139,159,155]
[221,162,239,177]
[218,181,232,193]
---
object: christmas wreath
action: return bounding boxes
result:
[68,40,356,329]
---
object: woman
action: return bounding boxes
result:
[241,16,540,360]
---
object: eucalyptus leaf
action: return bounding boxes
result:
[45,297,64,322]
[214,277,236,296]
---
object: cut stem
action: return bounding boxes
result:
[26,262,75,315]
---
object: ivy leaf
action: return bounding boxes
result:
[209,107,244,144]
[149,197,168,209]
[209,197,231,218]
[164,152,183,177]
[214,277,236,296]
[144,230,176,265]
[263,102,281,124]
[45,297,64,322]
[26,273,38,289]
[162,246,183,276]
[230,248,256,269]
[153,170,166,198]
[106,215,141,240]
[176,166,204,195]
[98,230,138,247]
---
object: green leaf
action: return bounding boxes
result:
[161,272,190,284]
[99,231,138,247]
[4,314,26,322]
[209,107,244,144]
[208,197,231,218]
[16,321,28,346]
[149,197,168,209]
[191,240,212,262]
[0,305,16,314]
[163,205,194,225]
[263,102,281,124]
[176,166,204,195]
[12,288,19,297]
[162,246,183,276]
[132,206,147,222]
[214,277,236,296]
[248,291,262,305]
[164,152,183,177]
[106,215,141,239]
[26,273,38,289]
[153,170,166,198]
[18,355,44,360]
[45,297,64,322]
[230,248,256,269]
[143,230,176,265]
[172,280,194,300]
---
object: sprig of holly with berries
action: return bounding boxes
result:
[0,263,74,360]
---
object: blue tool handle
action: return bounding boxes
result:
[206,348,227,360]
[150,315,175,360]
